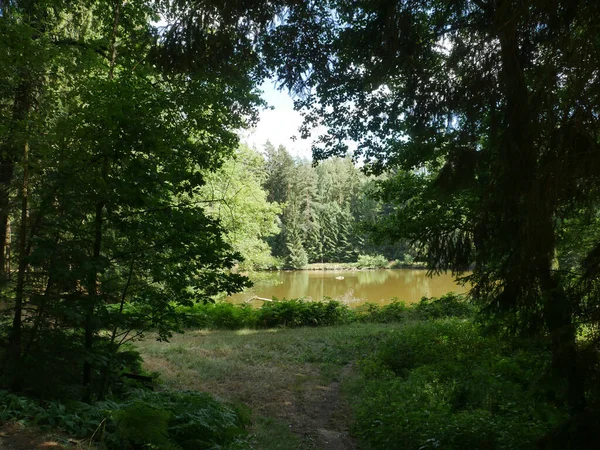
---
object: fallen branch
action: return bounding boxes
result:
[245,296,273,303]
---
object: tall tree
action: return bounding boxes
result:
[199,144,281,270]
[0,0,278,399]
[265,0,600,411]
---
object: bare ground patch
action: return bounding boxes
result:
[0,423,90,450]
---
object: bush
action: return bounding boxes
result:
[358,300,411,323]
[256,298,355,327]
[357,293,474,324]
[178,302,257,329]
[389,254,422,268]
[355,254,389,269]
[0,389,250,450]
[352,319,565,449]
[175,294,475,330]
[413,292,475,319]
[112,390,250,449]
[176,299,355,329]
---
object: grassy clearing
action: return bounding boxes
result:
[135,294,579,450]
[136,323,399,449]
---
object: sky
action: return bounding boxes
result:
[241,80,315,160]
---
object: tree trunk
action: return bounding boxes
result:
[82,0,121,402]
[0,79,32,283]
[540,267,586,410]
[1,73,33,388]
[8,139,30,391]
[495,0,585,411]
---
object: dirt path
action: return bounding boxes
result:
[143,354,357,449]
[0,423,86,450]
[283,364,356,449]
[134,326,383,449]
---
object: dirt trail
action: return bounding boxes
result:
[142,353,358,449]
[0,423,85,449]
[283,363,356,449]
[137,328,366,449]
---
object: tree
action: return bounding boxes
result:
[265,0,600,412]
[199,144,281,270]
[0,0,275,400]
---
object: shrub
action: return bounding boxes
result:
[389,254,420,268]
[357,294,474,324]
[352,319,565,449]
[112,390,250,449]
[413,292,475,319]
[355,254,389,269]
[358,300,411,323]
[0,389,250,450]
[177,303,257,329]
[176,298,355,329]
[113,401,173,448]
[175,294,474,330]
[256,298,355,327]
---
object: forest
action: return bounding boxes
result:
[202,142,415,272]
[1,0,599,449]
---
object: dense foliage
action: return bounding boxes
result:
[264,0,600,416]
[352,319,565,449]
[199,144,282,271]
[0,388,250,449]
[262,142,417,268]
[176,293,473,329]
[0,0,273,401]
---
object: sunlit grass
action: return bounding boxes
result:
[135,322,400,449]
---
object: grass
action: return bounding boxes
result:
[134,295,475,449]
[135,294,576,449]
[135,323,399,449]
[1,294,580,449]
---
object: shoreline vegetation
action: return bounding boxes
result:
[243,258,429,273]
[299,261,427,271]
[1,295,570,450]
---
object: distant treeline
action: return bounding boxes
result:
[202,142,418,270]
[263,142,381,268]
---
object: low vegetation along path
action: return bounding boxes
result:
[135,323,394,449]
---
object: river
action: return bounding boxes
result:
[227,269,468,307]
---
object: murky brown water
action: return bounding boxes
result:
[227,269,468,308]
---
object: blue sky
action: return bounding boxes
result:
[242,80,315,160]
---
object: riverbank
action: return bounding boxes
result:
[303,262,427,271]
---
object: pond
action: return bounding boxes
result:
[227,269,469,307]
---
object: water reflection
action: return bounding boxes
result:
[227,269,468,307]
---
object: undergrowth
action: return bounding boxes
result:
[0,294,480,449]
[0,389,250,449]
[349,319,568,449]
[176,292,473,329]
